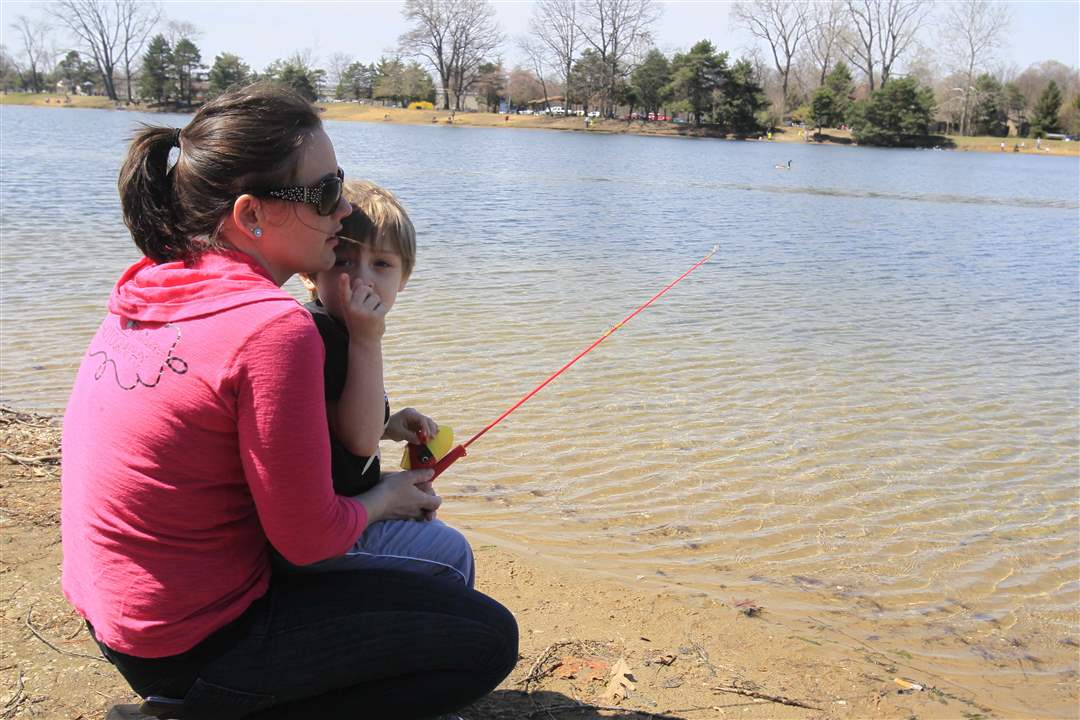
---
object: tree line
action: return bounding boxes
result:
[4,0,1078,143]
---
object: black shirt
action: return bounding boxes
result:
[305,300,389,497]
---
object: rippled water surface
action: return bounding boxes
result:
[3,106,1078,716]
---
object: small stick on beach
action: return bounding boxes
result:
[712,684,822,710]
[24,605,106,663]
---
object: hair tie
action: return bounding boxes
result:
[172,128,182,149]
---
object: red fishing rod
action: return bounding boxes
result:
[406,244,720,480]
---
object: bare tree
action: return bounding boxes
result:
[447,0,503,108]
[529,0,579,110]
[805,0,844,86]
[325,51,353,96]
[576,0,661,112]
[164,20,200,46]
[517,34,554,110]
[118,0,159,101]
[51,1,122,99]
[9,15,53,93]
[939,0,1009,135]
[731,0,810,122]
[840,0,932,92]
[400,0,503,111]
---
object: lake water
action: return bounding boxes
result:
[2,105,1078,716]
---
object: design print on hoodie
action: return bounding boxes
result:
[90,320,189,390]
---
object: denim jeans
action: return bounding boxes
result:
[94,569,519,719]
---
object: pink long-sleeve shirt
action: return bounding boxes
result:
[61,250,367,658]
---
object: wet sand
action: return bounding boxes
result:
[1,406,1064,719]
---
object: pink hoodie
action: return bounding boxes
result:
[61,250,367,658]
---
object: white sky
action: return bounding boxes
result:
[2,1,1077,77]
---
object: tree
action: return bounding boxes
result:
[716,58,765,134]
[55,50,95,94]
[373,57,436,106]
[666,40,727,126]
[970,74,1007,136]
[118,0,160,101]
[530,0,580,110]
[517,35,554,111]
[1003,81,1027,133]
[569,48,607,114]
[337,61,375,101]
[811,87,841,130]
[325,52,353,97]
[848,76,935,146]
[52,0,149,100]
[1062,93,1080,137]
[0,46,20,92]
[507,67,545,108]
[9,15,52,93]
[400,0,504,111]
[805,0,844,86]
[265,53,325,102]
[940,0,1010,136]
[630,48,670,118]
[473,61,505,111]
[731,0,810,122]
[840,0,931,92]
[172,37,202,105]
[207,52,251,98]
[576,0,662,112]
[1030,80,1062,137]
[139,33,172,102]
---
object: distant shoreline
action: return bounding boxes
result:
[3,91,1078,156]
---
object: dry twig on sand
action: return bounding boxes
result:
[24,605,106,663]
[712,684,821,710]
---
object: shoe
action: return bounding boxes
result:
[105,707,154,720]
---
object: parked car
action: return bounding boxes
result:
[587,110,601,118]
[518,108,534,115]
[550,105,566,116]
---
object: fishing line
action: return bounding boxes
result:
[413,243,720,480]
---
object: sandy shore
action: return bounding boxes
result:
[0,406,1034,719]
[4,92,1078,156]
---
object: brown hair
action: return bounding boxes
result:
[117,82,322,263]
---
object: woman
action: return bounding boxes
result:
[61,83,517,719]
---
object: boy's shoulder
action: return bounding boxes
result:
[303,300,346,339]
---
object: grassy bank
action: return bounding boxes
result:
[5,92,1077,156]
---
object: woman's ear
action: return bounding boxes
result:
[232,194,264,241]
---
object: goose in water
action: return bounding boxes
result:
[774,160,792,170]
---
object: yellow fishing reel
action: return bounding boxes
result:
[402,426,456,470]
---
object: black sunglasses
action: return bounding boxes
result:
[257,167,345,216]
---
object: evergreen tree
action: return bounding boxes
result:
[631,49,672,119]
[173,38,203,105]
[666,40,727,126]
[55,51,94,94]
[1003,82,1027,132]
[569,50,608,116]
[848,76,936,147]
[1030,80,1063,137]
[716,59,764,135]
[971,74,1007,137]
[208,53,251,98]
[140,34,173,103]
[337,62,375,101]
[265,55,325,102]
[474,61,505,112]
[810,87,841,130]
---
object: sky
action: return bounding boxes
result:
[3,1,1078,79]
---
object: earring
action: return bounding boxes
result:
[252,227,263,238]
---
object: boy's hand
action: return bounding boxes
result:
[384,407,438,444]
[339,273,386,342]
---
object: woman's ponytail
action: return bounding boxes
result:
[117,126,184,263]
[114,83,322,264]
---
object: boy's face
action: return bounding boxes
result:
[313,240,408,322]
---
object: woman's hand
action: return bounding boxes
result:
[384,407,438,444]
[356,469,440,523]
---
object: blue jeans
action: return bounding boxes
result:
[286,519,475,588]
[93,569,518,719]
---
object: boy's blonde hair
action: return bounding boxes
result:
[302,179,416,299]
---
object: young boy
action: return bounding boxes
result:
[298,180,474,586]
